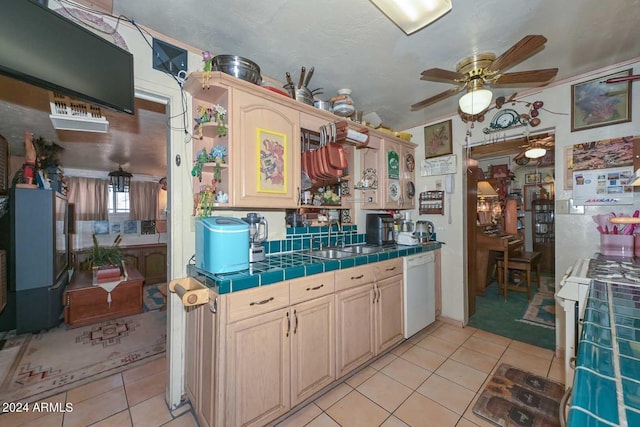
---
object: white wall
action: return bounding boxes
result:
[402,59,640,325]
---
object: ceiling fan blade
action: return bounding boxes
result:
[411,87,462,111]
[420,68,466,84]
[492,68,558,85]
[606,74,640,84]
[486,35,548,73]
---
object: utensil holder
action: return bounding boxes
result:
[600,234,634,257]
[635,234,640,258]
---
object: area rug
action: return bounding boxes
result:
[518,275,555,329]
[143,282,167,312]
[473,363,564,427]
[0,310,166,404]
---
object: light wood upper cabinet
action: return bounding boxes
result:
[231,88,300,208]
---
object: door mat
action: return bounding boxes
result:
[144,282,167,312]
[518,291,556,329]
[0,310,166,404]
[473,363,564,427]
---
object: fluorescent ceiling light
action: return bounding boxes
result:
[525,147,546,159]
[459,88,493,115]
[370,0,452,35]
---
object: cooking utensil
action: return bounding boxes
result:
[303,66,314,87]
[285,72,295,99]
[298,66,306,89]
[212,55,262,84]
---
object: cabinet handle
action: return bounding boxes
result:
[294,309,298,334]
[569,357,576,370]
[385,266,396,271]
[351,274,364,280]
[286,311,290,337]
[376,287,381,303]
[373,287,377,303]
[250,296,274,306]
[306,284,324,291]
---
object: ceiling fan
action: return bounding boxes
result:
[411,35,558,114]
[513,135,554,165]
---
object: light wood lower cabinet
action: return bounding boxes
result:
[375,274,404,354]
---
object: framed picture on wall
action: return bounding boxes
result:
[565,146,574,190]
[424,119,452,159]
[525,173,541,184]
[571,69,632,132]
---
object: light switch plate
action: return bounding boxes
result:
[556,199,569,215]
[569,199,585,214]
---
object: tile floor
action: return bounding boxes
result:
[0,320,563,427]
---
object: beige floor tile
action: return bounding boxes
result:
[547,356,565,385]
[162,411,199,427]
[325,390,389,426]
[276,403,322,427]
[21,412,64,427]
[449,346,499,373]
[408,327,435,344]
[0,392,67,427]
[122,357,166,385]
[124,371,166,407]
[499,347,552,377]
[414,334,460,357]
[88,410,132,427]
[356,372,412,412]
[67,373,124,404]
[380,415,410,426]
[381,357,431,390]
[345,366,377,388]
[394,392,459,427]
[314,383,353,411]
[370,352,397,370]
[435,359,488,392]
[129,394,172,427]
[456,418,481,427]
[462,336,508,359]
[416,374,475,415]
[62,386,128,427]
[508,340,554,361]
[305,412,341,427]
[391,340,414,356]
[471,329,512,347]
[430,324,475,346]
[400,345,446,371]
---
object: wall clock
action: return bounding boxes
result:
[483,108,523,133]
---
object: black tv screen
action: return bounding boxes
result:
[0,0,134,114]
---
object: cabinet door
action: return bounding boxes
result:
[232,89,300,208]
[375,275,404,354]
[290,294,335,406]
[359,135,382,209]
[227,307,290,427]
[335,284,375,378]
[400,144,416,210]
[383,139,402,208]
[143,249,167,284]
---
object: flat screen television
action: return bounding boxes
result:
[0,0,134,114]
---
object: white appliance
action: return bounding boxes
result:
[403,251,436,338]
[397,231,419,246]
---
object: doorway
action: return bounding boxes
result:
[465,134,556,349]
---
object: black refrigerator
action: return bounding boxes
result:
[0,187,69,333]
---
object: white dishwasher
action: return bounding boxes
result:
[403,251,436,338]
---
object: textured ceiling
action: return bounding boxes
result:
[1,0,639,178]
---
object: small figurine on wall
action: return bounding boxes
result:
[202,51,213,88]
[12,131,38,188]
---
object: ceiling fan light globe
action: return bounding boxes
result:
[525,147,546,159]
[458,88,492,115]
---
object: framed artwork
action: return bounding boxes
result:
[571,69,632,132]
[93,220,109,235]
[525,173,541,184]
[424,119,452,159]
[491,164,509,178]
[565,146,574,190]
[257,128,287,193]
[124,220,138,235]
[524,183,555,211]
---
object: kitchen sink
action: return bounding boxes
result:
[305,249,355,259]
[340,245,383,254]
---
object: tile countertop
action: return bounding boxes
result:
[187,242,442,294]
[567,279,640,427]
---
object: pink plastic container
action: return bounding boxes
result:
[600,234,634,257]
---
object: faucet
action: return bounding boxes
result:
[328,218,343,248]
[311,235,323,250]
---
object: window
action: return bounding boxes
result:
[108,186,130,214]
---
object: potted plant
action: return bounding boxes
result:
[89,234,124,283]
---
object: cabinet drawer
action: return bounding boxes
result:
[290,272,335,305]
[374,258,402,281]
[226,281,289,323]
[335,266,375,292]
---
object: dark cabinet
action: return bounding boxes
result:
[532,199,554,273]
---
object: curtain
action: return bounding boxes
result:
[130,181,159,220]
[67,177,109,221]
